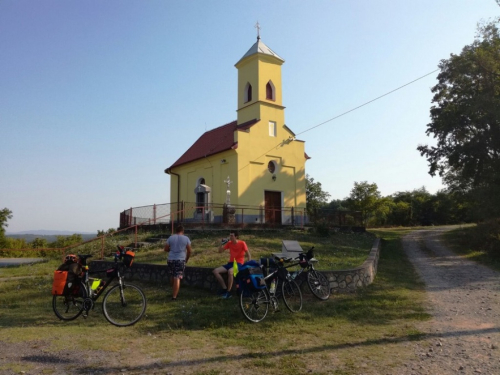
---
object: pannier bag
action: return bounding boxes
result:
[277,266,290,281]
[52,261,83,296]
[236,261,266,294]
[260,257,277,276]
[52,270,81,296]
[52,271,69,295]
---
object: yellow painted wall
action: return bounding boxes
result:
[236,54,285,125]
[236,131,306,209]
[168,150,237,205]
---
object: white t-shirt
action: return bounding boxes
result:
[167,234,191,261]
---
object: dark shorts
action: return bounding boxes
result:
[222,262,243,271]
[167,260,186,279]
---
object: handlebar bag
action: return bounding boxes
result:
[123,250,135,267]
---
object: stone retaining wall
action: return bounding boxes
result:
[90,238,380,294]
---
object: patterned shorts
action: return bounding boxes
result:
[167,260,186,279]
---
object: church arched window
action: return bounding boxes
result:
[266,81,275,101]
[244,82,252,103]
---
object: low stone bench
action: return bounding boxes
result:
[90,238,380,294]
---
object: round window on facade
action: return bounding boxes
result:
[268,161,276,174]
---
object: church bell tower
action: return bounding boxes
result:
[235,26,285,126]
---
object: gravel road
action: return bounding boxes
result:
[397,226,500,375]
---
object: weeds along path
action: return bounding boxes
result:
[398,226,500,375]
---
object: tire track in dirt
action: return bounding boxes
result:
[397,226,500,375]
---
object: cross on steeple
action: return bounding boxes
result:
[255,21,261,40]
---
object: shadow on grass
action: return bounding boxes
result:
[25,326,497,374]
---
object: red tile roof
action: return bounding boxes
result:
[165,119,260,171]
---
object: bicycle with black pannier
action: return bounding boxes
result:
[52,245,147,327]
[236,257,302,323]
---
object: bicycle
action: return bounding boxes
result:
[289,247,330,300]
[52,246,147,327]
[238,257,302,323]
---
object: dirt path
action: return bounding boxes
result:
[398,226,500,374]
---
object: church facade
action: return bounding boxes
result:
[165,36,309,225]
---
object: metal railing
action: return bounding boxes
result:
[119,202,363,229]
[119,202,308,229]
[1,204,363,256]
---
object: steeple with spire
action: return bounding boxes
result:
[235,26,285,125]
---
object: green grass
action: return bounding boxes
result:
[441,223,500,272]
[135,229,376,270]
[0,229,375,279]
[0,258,59,278]
[0,228,430,374]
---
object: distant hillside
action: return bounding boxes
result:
[8,230,95,236]
[6,231,97,243]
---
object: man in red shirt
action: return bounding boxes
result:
[213,230,251,299]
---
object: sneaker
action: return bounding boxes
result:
[221,291,232,299]
[217,288,227,296]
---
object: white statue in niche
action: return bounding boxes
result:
[224,176,232,205]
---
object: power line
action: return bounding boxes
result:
[295,69,440,137]
[238,68,440,172]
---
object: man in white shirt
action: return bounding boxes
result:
[164,225,192,300]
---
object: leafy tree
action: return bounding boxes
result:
[98,228,117,237]
[5,238,28,249]
[389,200,412,226]
[0,208,13,248]
[306,174,331,216]
[31,237,49,249]
[345,181,383,226]
[326,199,349,211]
[370,196,394,227]
[50,234,83,248]
[417,19,500,219]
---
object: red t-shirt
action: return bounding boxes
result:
[224,240,248,263]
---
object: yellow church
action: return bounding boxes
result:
[164,35,309,225]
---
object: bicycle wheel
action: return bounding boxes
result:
[307,269,330,300]
[239,289,269,323]
[102,283,147,327]
[52,284,86,321]
[281,279,303,312]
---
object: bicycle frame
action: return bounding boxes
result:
[286,247,316,281]
[285,247,331,301]
[262,258,298,309]
[76,254,125,315]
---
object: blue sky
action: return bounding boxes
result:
[1,1,499,233]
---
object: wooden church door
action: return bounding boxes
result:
[265,191,282,224]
